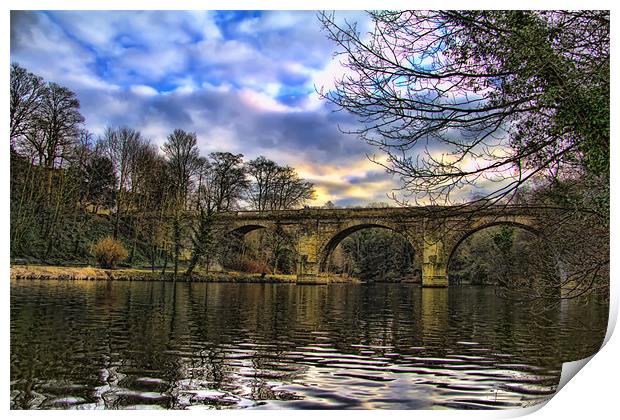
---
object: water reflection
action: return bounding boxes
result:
[10,280,607,409]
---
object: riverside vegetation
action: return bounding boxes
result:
[10,53,608,293]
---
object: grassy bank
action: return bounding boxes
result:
[10,265,358,284]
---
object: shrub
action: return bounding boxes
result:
[226,256,271,274]
[92,236,128,269]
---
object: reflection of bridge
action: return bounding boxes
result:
[216,206,553,287]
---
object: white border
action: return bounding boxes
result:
[3,1,617,419]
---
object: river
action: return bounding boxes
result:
[10,280,608,409]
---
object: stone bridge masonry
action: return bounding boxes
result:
[215,205,555,288]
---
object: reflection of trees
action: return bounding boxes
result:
[10,280,609,409]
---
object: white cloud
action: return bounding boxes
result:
[239,89,293,113]
[194,38,257,64]
[11,12,115,91]
[10,10,402,207]
[130,84,158,96]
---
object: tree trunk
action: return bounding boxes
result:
[161,248,168,277]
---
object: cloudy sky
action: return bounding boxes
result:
[10,10,404,207]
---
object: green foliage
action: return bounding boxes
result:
[330,228,417,282]
[92,236,128,269]
[449,226,553,287]
[492,226,514,259]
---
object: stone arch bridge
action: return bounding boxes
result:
[215,206,556,287]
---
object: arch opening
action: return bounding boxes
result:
[320,224,419,283]
[227,224,268,236]
[222,224,297,275]
[447,222,559,292]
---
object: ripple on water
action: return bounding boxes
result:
[332,372,396,382]
[45,396,88,408]
[10,281,608,410]
[499,383,557,396]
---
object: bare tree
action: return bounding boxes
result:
[161,129,201,278]
[185,152,249,277]
[161,129,201,209]
[246,156,280,211]
[207,152,249,212]
[125,141,162,263]
[247,156,315,211]
[268,166,315,210]
[100,126,144,238]
[244,157,314,273]
[10,63,45,148]
[37,83,85,169]
[319,11,609,299]
[318,11,609,210]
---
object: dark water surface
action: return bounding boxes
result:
[10,280,608,410]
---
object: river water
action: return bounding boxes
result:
[10,280,608,410]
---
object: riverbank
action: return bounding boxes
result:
[10,264,359,284]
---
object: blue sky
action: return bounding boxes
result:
[10,10,401,207]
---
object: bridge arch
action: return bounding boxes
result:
[223,222,298,273]
[224,222,298,248]
[446,220,539,268]
[445,220,542,282]
[226,223,270,236]
[221,224,270,264]
[318,222,418,274]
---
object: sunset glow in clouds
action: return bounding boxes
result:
[10,10,402,207]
